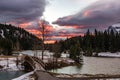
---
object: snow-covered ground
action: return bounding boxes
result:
[0,57,22,71]
[17,50,74,64]
[12,71,34,80]
[98,52,120,57]
[17,50,53,57]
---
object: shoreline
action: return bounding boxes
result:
[35,70,120,80]
[51,72,120,78]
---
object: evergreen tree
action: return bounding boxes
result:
[0,23,42,55]
[69,41,82,63]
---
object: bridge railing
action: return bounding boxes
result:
[24,55,36,69]
[32,56,45,68]
[23,55,45,70]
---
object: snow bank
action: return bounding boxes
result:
[12,71,34,80]
[98,52,120,57]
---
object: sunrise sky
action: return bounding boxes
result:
[0,0,120,43]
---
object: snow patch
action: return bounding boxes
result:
[0,30,5,38]
[0,57,23,71]
[12,71,34,80]
[98,52,120,57]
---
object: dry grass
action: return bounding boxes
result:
[0,55,16,58]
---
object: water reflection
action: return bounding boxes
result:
[0,71,26,80]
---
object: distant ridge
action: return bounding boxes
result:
[0,23,42,53]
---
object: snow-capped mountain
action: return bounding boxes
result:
[108,23,120,33]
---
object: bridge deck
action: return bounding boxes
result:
[35,71,60,80]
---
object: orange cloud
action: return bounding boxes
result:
[46,25,55,32]
[27,29,41,35]
[44,40,56,44]
[38,20,55,32]
[60,33,84,38]
[73,25,85,29]
[19,22,32,28]
[65,16,72,21]
[83,10,90,17]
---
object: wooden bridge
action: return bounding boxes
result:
[23,55,45,71]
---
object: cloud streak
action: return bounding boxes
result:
[53,0,120,29]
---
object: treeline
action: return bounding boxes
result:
[0,24,42,55]
[53,29,120,56]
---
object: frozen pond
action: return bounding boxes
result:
[49,56,120,75]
